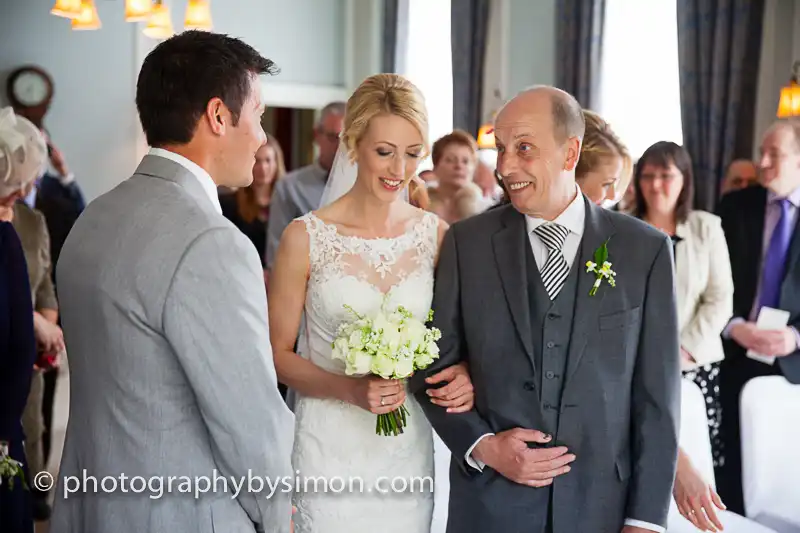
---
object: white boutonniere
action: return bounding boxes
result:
[585,238,616,296]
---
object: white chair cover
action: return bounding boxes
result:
[740,376,800,532]
[667,378,777,532]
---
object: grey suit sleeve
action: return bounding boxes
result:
[163,227,295,532]
[628,236,681,526]
[266,179,293,270]
[410,226,494,475]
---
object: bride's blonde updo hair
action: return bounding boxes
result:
[341,74,429,161]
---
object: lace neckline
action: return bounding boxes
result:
[306,212,429,245]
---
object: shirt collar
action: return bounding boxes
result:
[767,185,800,208]
[148,147,222,214]
[525,184,586,237]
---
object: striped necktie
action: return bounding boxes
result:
[533,222,570,299]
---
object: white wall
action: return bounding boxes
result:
[0,0,378,201]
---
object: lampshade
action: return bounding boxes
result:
[50,0,82,18]
[477,124,495,149]
[71,0,101,30]
[125,0,153,21]
[184,0,212,31]
[777,81,800,118]
[143,1,174,39]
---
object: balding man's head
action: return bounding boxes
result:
[493,85,584,219]
[758,119,800,196]
[497,85,585,144]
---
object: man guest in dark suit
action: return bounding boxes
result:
[716,119,800,514]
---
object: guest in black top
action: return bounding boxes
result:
[0,221,36,533]
[220,133,285,270]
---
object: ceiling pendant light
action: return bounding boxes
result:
[50,0,82,18]
[184,0,213,31]
[71,0,101,30]
[125,0,153,22]
[143,0,175,40]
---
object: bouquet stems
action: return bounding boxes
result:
[376,404,410,436]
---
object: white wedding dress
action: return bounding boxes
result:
[291,210,449,533]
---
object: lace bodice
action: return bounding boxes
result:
[298,211,439,374]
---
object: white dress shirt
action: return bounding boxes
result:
[148,147,222,215]
[463,186,663,533]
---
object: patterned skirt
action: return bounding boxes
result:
[682,362,725,467]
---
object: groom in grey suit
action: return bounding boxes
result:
[414,87,680,533]
[51,32,294,533]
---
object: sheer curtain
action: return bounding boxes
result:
[597,0,683,160]
[401,0,453,169]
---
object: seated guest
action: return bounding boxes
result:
[0,106,46,533]
[633,141,734,472]
[575,110,633,207]
[220,133,285,269]
[716,119,800,514]
[426,130,480,223]
[720,158,758,196]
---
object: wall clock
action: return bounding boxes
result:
[6,66,54,128]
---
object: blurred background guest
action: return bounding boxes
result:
[266,101,344,270]
[720,158,758,197]
[220,134,285,274]
[426,129,482,223]
[575,110,632,207]
[633,141,734,471]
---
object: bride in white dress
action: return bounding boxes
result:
[268,74,475,533]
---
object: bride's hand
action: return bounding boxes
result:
[424,362,474,413]
[348,376,407,414]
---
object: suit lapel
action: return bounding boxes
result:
[492,207,536,371]
[565,198,616,385]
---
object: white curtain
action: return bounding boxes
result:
[401,0,453,170]
[597,0,683,160]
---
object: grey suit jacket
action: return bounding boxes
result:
[51,155,295,533]
[412,199,681,533]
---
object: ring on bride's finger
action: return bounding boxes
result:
[380,396,385,406]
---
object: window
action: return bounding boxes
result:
[401,0,453,170]
[598,0,683,160]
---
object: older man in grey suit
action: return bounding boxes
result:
[51,32,294,533]
[413,86,681,533]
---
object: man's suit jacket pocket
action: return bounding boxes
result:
[598,307,641,331]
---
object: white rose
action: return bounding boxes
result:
[371,351,396,379]
[348,330,364,350]
[394,353,415,378]
[332,338,350,361]
[346,350,373,376]
[414,351,434,368]
[402,320,427,351]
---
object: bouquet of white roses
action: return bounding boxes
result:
[331,303,442,436]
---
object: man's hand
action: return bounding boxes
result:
[425,362,474,413]
[472,428,575,487]
[621,527,659,533]
[730,322,796,356]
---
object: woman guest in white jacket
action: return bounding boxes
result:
[632,141,734,469]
